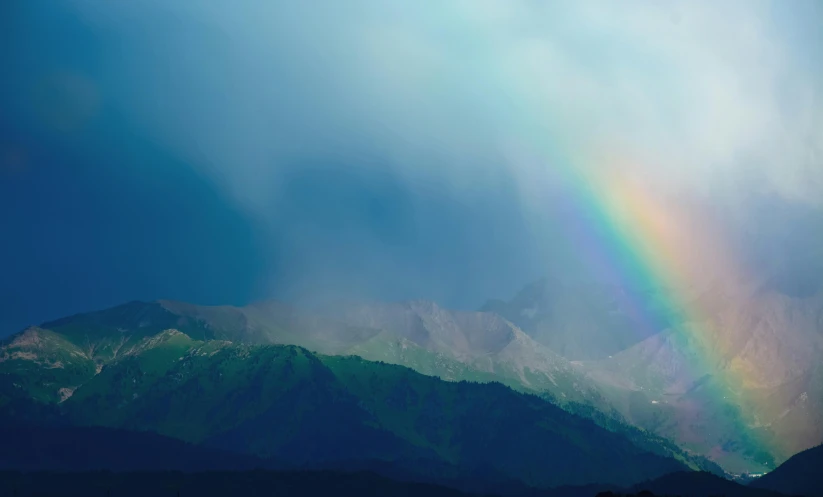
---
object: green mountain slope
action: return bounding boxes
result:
[0,300,722,476]
[3,324,687,488]
[12,300,611,417]
[0,327,97,404]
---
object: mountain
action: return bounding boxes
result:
[749,444,823,497]
[4,299,726,472]
[2,299,607,406]
[0,299,725,475]
[580,288,823,473]
[0,326,98,404]
[480,278,667,360]
[485,277,823,474]
[1,323,689,489]
[322,300,608,406]
[581,329,777,473]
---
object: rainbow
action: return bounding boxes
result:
[502,113,775,468]
[566,149,774,466]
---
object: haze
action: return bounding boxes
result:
[1,0,822,335]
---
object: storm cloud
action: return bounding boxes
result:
[2,0,822,329]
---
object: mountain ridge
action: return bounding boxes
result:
[5,292,808,475]
[2,324,689,489]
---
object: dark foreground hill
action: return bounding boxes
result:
[0,423,273,472]
[750,444,823,497]
[0,470,795,497]
[627,472,786,497]
[0,471,483,497]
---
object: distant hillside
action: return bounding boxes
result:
[480,278,666,360]
[485,276,823,473]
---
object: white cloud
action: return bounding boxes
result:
[65,0,822,210]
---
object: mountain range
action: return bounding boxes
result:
[483,277,823,473]
[2,328,687,490]
[1,275,821,487]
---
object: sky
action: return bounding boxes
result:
[1,0,822,336]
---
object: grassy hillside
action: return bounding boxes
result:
[41,331,687,488]
[2,300,727,477]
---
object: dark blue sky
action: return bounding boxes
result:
[0,115,262,334]
[0,103,547,336]
[0,83,551,336]
[0,0,545,335]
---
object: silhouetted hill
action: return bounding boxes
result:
[514,471,791,497]
[629,471,786,497]
[0,421,558,496]
[0,470,485,497]
[750,444,823,497]
[0,423,274,472]
[0,469,796,497]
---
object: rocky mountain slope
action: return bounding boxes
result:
[12,298,606,408]
[323,300,607,406]
[485,276,823,474]
[581,288,823,473]
[481,278,667,360]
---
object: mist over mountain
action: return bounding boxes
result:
[480,278,667,360]
[4,290,819,477]
[482,272,823,473]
